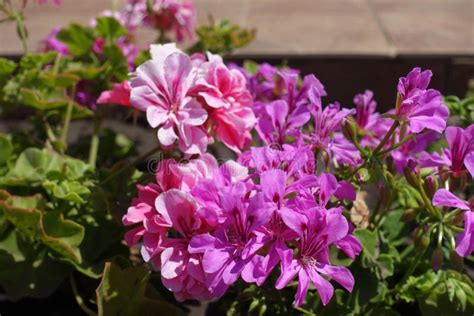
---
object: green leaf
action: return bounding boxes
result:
[57,24,95,57]
[43,180,91,204]
[103,44,129,81]
[0,234,70,301]
[1,148,63,186]
[354,228,378,262]
[0,134,13,165]
[95,17,127,42]
[0,148,92,187]
[400,270,474,315]
[0,57,17,80]
[96,261,184,316]
[38,72,81,88]
[19,88,93,119]
[65,63,108,80]
[0,193,84,263]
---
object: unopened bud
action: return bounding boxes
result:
[401,208,417,223]
[386,155,394,172]
[341,118,357,143]
[440,169,450,182]
[452,212,465,226]
[423,176,438,199]
[431,247,444,271]
[450,250,464,270]
[403,160,419,187]
[414,225,430,250]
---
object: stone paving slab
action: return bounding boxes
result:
[0,0,472,56]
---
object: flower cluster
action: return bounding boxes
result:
[121,0,197,42]
[123,48,474,308]
[128,43,255,154]
[123,144,361,305]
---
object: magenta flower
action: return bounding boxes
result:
[42,27,69,55]
[130,44,209,154]
[307,102,360,166]
[275,207,355,306]
[354,90,377,129]
[396,67,449,133]
[420,125,474,177]
[433,189,474,257]
[254,72,324,146]
[390,130,439,173]
[189,183,272,297]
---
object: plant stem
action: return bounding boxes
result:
[378,133,415,156]
[417,180,442,220]
[88,118,101,168]
[69,276,97,316]
[373,120,399,156]
[393,247,426,293]
[60,86,76,153]
[88,133,100,168]
[293,306,316,315]
[12,11,28,54]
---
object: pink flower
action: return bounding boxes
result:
[122,183,168,267]
[192,58,255,152]
[123,0,196,42]
[130,44,209,154]
[156,154,218,192]
[97,82,132,107]
[157,189,212,301]
[433,189,474,257]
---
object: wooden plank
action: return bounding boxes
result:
[368,0,474,56]
[0,0,472,57]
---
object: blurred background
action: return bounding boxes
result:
[0,0,473,108]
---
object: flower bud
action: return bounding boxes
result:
[431,247,444,271]
[403,165,419,188]
[401,208,417,223]
[341,118,357,143]
[452,211,465,226]
[414,225,430,250]
[423,175,438,199]
[450,250,463,270]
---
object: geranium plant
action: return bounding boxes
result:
[0,1,472,315]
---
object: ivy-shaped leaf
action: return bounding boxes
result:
[96,261,184,316]
[95,17,127,43]
[57,24,95,57]
[43,180,91,204]
[0,192,84,263]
